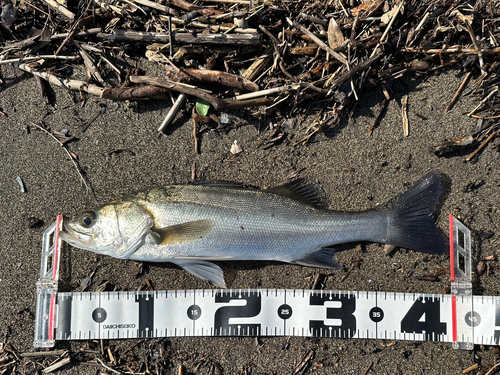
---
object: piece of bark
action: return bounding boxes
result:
[161,65,259,92]
[242,46,273,81]
[101,86,171,100]
[290,46,318,55]
[5,28,51,51]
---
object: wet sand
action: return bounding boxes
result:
[1,61,499,374]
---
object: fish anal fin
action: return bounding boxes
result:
[265,180,324,207]
[171,259,226,288]
[151,219,214,245]
[293,247,340,269]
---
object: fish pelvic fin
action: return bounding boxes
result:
[292,247,340,269]
[171,259,226,288]
[151,219,215,246]
[382,171,446,254]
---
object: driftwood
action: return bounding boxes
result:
[97,30,261,45]
[161,65,259,92]
[129,75,273,110]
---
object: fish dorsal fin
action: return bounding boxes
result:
[194,179,323,207]
[151,219,214,245]
[265,180,323,207]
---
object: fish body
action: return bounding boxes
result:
[61,172,446,287]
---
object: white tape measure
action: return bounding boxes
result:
[34,215,496,349]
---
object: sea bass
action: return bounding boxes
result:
[60,172,446,287]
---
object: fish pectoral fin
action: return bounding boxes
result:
[292,248,341,269]
[151,219,215,246]
[117,216,155,259]
[171,259,226,288]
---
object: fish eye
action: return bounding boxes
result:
[80,211,96,228]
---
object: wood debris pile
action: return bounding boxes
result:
[0,0,499,149]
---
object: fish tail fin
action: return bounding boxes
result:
[381,171,446,254]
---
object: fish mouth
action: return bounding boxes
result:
[59,223,93,250]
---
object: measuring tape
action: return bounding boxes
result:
[34,215,498,349]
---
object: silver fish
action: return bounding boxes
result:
[60,172,445,287]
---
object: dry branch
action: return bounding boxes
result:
[129,75,273,110]
[41,0,75,20]
[14,62,105,96]
[161,65,259,92]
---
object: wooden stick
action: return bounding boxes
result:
[40,0,75,20]
[370,1,403,58]
[446,72,471,112]
[0,55,79,64]
[235,84,300,100]
[161,65,259,92]
[158,93,187,133]
[403,47,500,54]
[42,357,71,373]
[402,95,409,137]
[51,28,102,40]
[78,47,104,84]
[134,0,178,15]
[101,85,171,100]
[129,75,273,110]
[169,0,223,15]
[97,30,261,45]
[328,52,382,90]
[14,62,105,96]
[466,132,497,162]
[286,18,347,66]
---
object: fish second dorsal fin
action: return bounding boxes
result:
[265,180,324,207]
[151,219,214,245]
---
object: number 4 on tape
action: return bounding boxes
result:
[33,215,496,349]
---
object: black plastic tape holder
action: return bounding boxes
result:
[34,215,494,349]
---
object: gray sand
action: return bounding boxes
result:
[1,61,499,374]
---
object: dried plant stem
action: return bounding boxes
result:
[0,55,80,64]
[466,132,497,162]
[41,0,75,20]
[403,47,500,54]
[30,122,91,193]
[446,72,471,112]
[370,1,404,57]
[456,11,486,74]
[14,62,105,96]
[286,17,347,66]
